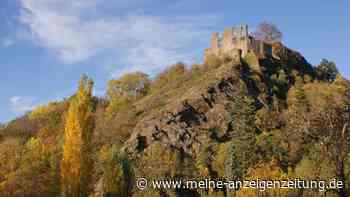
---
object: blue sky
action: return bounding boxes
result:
[0,0,349,123]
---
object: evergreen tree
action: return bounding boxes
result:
[316,59,339,82]
[61,75,95,197]
[225,143,242,197]
[225,85,258,196]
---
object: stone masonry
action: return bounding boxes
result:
[204,24,272,61]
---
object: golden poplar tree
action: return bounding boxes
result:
[61,75,95,197]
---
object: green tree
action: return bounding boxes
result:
[61,75,95,197]
[99,145,133,197]
[225,143,242,196]
[106,72,150,119]
[316,59,339,82]
[107,71,150,99]
[226,86,258,196]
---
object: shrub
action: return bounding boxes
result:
[204,54,222,69]
[105,97,131,120]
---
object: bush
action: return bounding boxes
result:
[243,52,260,72]
[204,54,222,69]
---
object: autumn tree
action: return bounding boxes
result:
[61,75,95,197]
[0,137,23,195]
[107,71,150,100]
[309,98,350,196]
[150,63,188,92]
[287,80,350,196]
[106,72,150,119]
[253,21,283,43]
[236,159,292,197]
[0,137,59,196]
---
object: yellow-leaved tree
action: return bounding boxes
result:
[61,75,95,197]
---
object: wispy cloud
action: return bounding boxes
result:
[9,96,37,114]
[18,0,216,75]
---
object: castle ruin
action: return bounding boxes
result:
[204,24,272,61]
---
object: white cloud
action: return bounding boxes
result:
[9,96,37,114]
[19,0,215,75]
[2,38,15,47]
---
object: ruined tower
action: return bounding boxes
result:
[204,24,272,62]
[210,32,220,55]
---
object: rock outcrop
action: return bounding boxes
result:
[123,65,242,158]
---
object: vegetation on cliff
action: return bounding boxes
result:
[0,42,349,197]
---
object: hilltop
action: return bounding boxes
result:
[0,29,349,196]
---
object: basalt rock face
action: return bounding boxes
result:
[123,67,242,158]
[123,44,315,160]
[108,43,318,196]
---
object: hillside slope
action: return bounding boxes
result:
[0,43,349,197]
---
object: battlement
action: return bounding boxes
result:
[204,24,272,62]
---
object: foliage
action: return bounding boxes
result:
[225,141,243,181]
[243,52,259,71]
[105,72,150,119]
[236,159,292,197]
[0,137,59,196]
[2,49,350,197]
[61,75,95,197]
[0,137,22,195]
[196,143,213,179]
[99,145,133,197]
[150,62,188,92]
[137,143,183,180]
[252,21,283,43]
[29,102,60,120]
[316,59,339,82]
[105,97,131,120]
[204,55,223,69]
[225,85,258,196]
[287,80,310,111]
[107,71,150,99]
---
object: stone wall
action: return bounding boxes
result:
[204,24,273,62]
[211,32,219,51]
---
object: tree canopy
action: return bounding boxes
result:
[316,59,339,82]
[253,21,283,43]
